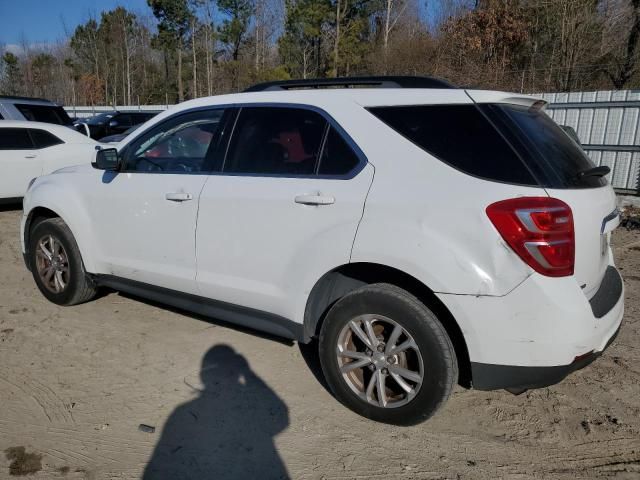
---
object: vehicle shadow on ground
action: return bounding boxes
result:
[143,344,290,480]
[298,339,330,391]
[113,291,334,395]
[114,291,295,346]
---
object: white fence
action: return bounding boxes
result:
[65,89,640,193]
[66,105,169,119]
[541,90,639,192]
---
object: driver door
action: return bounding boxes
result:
[86,108,227,294]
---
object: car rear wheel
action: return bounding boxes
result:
[318,283,457,425]
[29,218,96,306]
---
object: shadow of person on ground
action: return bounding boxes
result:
[143,344,290,480]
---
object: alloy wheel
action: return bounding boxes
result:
[35,235,70,294]
[336,314,424,408]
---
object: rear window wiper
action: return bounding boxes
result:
[577,166,610,179]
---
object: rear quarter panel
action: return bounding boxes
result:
[347,105,547,297]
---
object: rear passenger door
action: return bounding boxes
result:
[195,106,374,324]
[0,127,42,198]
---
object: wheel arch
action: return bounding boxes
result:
[303,262,472,388]
[23,200,97,273]
[24,206,65,260]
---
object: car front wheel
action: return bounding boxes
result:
[29,217,97,306]
[319,283,457,425]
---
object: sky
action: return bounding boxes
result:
[0,0,153,48]
[0,0,458,52]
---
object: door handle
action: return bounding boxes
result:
[294,194,335,206]
[165,192,193,202]
[24,154,37,159]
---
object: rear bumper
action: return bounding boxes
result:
[471,320,621,390]
[438,265,624,390]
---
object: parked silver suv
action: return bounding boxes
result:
[0,95,75,126]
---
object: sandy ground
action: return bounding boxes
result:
[0,205,638,480]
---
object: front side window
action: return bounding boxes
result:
[0,128,33,149]
[224,107,327,176]
[123,109,224,173]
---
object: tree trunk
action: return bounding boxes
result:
[192,18,198,98]
[178,38,184,102]
[334,0,341,76]
[608,0,640,88]
[205,24,212,95]
[384,0,392,73]
[121,45,126,105]
[124,23,132,105]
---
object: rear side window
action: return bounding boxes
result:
[368,105,536,185]
[318,127,361,175]
[15,104,72,126]
[486,104,606,188]
[0,128,34,149]
[224,107,326,176]
[29,129,64,148]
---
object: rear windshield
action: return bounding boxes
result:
[484,104,605,188]
[368,103,605,189]
[15,104,72,126]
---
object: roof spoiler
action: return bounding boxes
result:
[465,90,547,109]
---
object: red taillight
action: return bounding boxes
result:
[486,197,574,277]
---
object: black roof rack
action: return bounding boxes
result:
[243,76,456,92]
[0,95,56,103]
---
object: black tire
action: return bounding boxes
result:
[29,217,97,306]
[318,283,457,425]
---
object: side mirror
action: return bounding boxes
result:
[92,148,120,171]
[74,122,90,137]
[108,119,119,128]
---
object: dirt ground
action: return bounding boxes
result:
[0,205,638,480]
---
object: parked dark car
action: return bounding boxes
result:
[78,111,160,140]
[99,124,141,143]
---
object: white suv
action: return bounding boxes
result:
[20,77,624,425]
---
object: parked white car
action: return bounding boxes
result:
[0,121,98,201]
[20,77,624,425]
